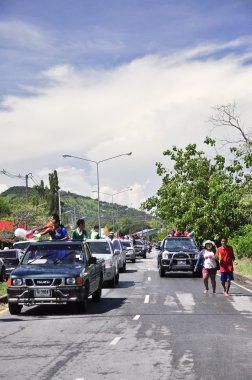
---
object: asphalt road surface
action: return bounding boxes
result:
[0,249,252,380]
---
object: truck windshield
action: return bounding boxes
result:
[22,244,85,265]
[164,238,197,252]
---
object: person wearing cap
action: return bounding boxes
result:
[71,219,88,240]
[90,224,100,239]
[194,240,218,294]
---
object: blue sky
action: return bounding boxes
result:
[0,0,252,208]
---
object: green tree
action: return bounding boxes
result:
[141,143,250,241]
[48,170,59,215]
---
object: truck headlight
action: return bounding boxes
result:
[66,277,76,285]
[12,278,23,286]
[162,251,169,259]
[66,277,83,285]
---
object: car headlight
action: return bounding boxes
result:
[12,278,23,286]
[162,251,169,259]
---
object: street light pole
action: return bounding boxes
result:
[58,189,62,221]
[92,187,132,232]
[62,152,132,236]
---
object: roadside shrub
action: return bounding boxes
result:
[229,224,252,259]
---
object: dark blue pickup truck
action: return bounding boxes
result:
[7,240,105,315]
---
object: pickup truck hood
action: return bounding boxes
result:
[10,264,84,278]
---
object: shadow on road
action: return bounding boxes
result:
[2,296,128,319]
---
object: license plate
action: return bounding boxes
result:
[35,289,52,297]
[178,260,185,265]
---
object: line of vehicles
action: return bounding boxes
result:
[2,235,202,315]
[0,236,152,315]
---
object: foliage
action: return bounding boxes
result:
[0,198,11,216]
[48,170,60,215]
[229,225,252,259]
[0,282,7,297]
[0,187,155,236]
[141,143,251,241]
[234,258,252,277]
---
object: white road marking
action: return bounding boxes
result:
[176,293,195,313]
[110,336,121,345]
[232,281,252,294]
[144,295,150,303]
[133,314,141,320]
[230,296,252,314]
[148,277,151,281]
[75,378,84,380]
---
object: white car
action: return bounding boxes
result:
[121,240,136,263]
[86,239,119,287]
[111,238,127,272]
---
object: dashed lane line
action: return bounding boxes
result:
[144,295,150,304]
[148,277,151,281]
[110,337,121,346]
[133,314,141,320]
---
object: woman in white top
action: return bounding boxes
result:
[194,240,218,294]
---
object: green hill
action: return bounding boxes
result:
[0,186,157,235]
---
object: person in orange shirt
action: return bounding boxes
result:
[216,237,237,296]
[31,213,59,235]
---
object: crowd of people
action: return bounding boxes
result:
[30,216,237,296]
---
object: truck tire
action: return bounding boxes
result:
[92,276,102,302]
[159,265,165,277]
[76,297,88,313]
[8,303,22,315]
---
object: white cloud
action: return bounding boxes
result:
[1,41,252,208]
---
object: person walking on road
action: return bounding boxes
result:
[194,240,218,294]
[216,237,237,296]
[71,218,88,240]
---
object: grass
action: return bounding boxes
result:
[0,282,7,297]
[235,258,252,278]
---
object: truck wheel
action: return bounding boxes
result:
[8,303,22,315]
[159,266,165,277]
[92,277,102,302]
[76,297,88,313]
[132,259,136,263]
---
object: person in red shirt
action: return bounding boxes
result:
[216,237,237,296]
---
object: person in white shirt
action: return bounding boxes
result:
[194,240,218,294]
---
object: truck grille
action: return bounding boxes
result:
[25,278,62,286]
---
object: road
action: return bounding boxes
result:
[0,249,252,380]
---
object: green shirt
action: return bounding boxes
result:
[90,230,100,239]
[71,228,88,240]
